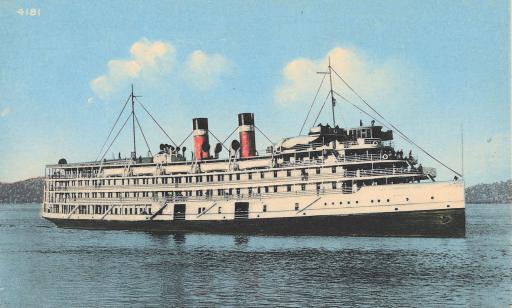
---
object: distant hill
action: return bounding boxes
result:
[465,180,511,204]
[0,177,44,203]
[0,177,510,204]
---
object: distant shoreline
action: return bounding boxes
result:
[1,177,510,205]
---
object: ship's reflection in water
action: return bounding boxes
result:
[0,204,511,307]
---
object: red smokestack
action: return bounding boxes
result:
[193,118,209,160]
[238,113,256,158]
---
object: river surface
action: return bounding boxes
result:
[0,203,510,307]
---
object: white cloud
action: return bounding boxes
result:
[0,107,11,117]
[87,97,95,104]
[275,47,397,105]
[184,50,230,90]
[91,38,176,100]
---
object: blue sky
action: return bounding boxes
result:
[0,0,509,185]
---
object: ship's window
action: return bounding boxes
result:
[301,184,306,191]
[377,199,380,203]
[129,208,133,215]
[287,170,291,177]
[324,202,327,205]
[332,182,336,189]
[249,187,253,194]
[198,208,202,214]
[257,187,261,194]
[124,208,127,215]
[273,171,278,178]
[332,202,335,205]
[236,188,241,195]
[287,185,291,192]
[395,208,399,211]
[446,204,450,208]
[248,173,253,180]
[371,200,374,203]
[316,168,321,174]
[339,202,342,205]
[387,199,390,202]
[332,167,336,173]
[295,203,299,211]
[264,186,269,193]
[148,208,152,214]
[236,174,240,180]
[316,183,321,190]
[218,207,222,213]
[260,172,265,179]
[263,205,267,212]
[273,186,278,192]
[229,174,233,181]
[406,197,409,201]
[228,188,233,195]
[431,196,434,199]
[356,201,359,204]
[347,201,351,205]
[217,175,224,181]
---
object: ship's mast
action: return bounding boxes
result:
[131,84,137,159]
[328,57,336,127]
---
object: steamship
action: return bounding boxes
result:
[41,64,465,237]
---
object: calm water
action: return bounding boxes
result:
[0,204,510,307]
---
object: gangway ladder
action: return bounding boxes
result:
[196,202,217,218]
[296,197,321,214]
[101,205,115,220]
[66,204,81,219]
[150,199,169,220]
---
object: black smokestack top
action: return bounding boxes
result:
[193,118,208,130]
[238,113,254,126]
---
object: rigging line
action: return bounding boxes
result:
[134,113,152,156]
[299,73,327,135]
[334,90,461,177]
[331,69,462,177]
[312,91,332,127]
[222,126,239,145]
[134,97,178,147]
[333,91,386,127]
[99,113,132,162]
[207,129,230,152]
[178,131,193,148]
[254,125,274,144]
[95,95,131,161]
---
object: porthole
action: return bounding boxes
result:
[356,201,359,204]
[431,196,434,200]
[371,200,374,203]
[377,199,380,203]
[387,199,390,202]
[406,197,409,201]
[446,204,451,208]
[331,202,334,205]
[395,208,399,211]
[339,202,342,205]
[347,201,351,205]
[324,202,327,206]
[303,212,306,215]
